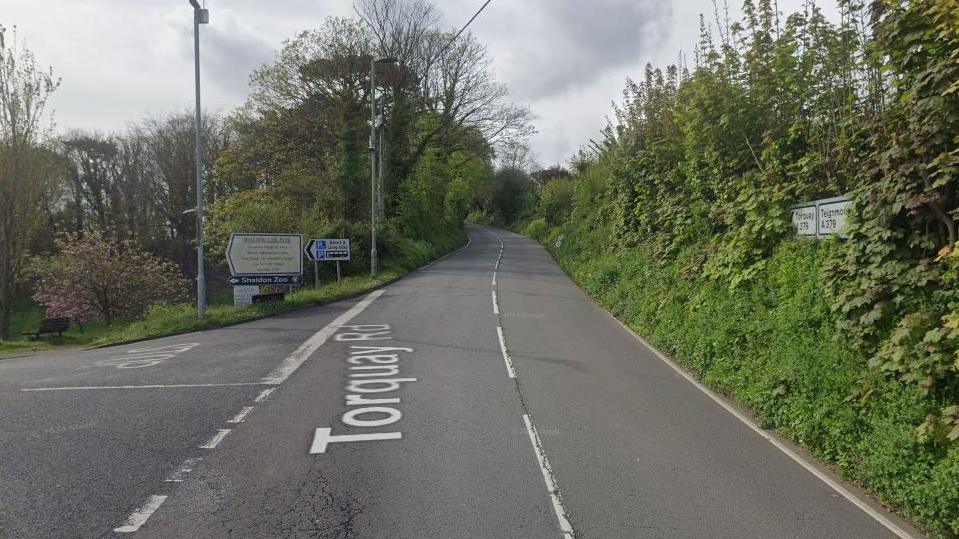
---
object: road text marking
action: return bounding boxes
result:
[310,428,402,454]
[261,289,385,385]
[113,495,167,533]
[496,326,516,378]
[96,342,199,370]
[199,429,231,449]
[311,325,415,453]
[523,414,574,538]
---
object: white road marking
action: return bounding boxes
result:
[113,495,167,533]
[253,388,275,403]
[523,414,575,537]
[199,429,231,449]
[227,406,255,424]
[21,382,266,392]
[496,326,516,378]
[165,457,202,482]
[606,312,917,539]
[310,428,402,454]
[492,290,499,314]
[492,272,497,286]
[261,289,386,385]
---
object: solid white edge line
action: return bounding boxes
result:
[199,429,231,449]
[21,382,267,392]
[253,388,275,403]
[496,326,516,378]
[113,494,167,533]
[605,311,917,539]
[227,406,255,423]
[260,289,386,385]
[492,290,499,314]
[523,414,574,536]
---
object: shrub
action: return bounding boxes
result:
[30,231,190,325]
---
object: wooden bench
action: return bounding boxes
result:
[23,317,70,340]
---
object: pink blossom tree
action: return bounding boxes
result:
[30,231,190,325]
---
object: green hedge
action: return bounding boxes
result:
[525,220,959,537]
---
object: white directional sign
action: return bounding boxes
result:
[817,198,851,238]
[790,196,851,239]
[305,238,351,261]
[226,233,303,276]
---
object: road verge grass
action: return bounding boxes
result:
[0,230,466,356]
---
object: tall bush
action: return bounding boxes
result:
[30,231,189,325]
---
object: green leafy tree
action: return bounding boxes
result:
[0,24,61,339]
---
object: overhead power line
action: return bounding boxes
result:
[434,0,493,61]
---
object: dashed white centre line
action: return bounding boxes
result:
[492,290,500,314]
[113,495,167,533]
[523,414,574,538]
[227,406,255,424]
[199,429,231,449]
[496,326,516,378]
[165,457,202,483]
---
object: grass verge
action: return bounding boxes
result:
[515,219,959,538]
[0,230,466,356]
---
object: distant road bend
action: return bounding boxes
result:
[0,225,922,538]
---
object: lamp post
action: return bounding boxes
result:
[369,56,397,277]
[190,0,209,318]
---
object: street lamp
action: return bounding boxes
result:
[190,0,209,318]
[369,56,397,277]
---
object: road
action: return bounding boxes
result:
[0,225,921,538]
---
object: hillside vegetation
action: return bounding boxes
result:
[509,1,959,535]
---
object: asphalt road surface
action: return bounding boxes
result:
[0,225,922,538]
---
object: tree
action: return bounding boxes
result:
[30,230,189,326]
[0,24,61,339]
[137,112,230,277]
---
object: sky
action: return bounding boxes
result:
[4,0,839,167]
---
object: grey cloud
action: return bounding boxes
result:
[461,0,673,100]
[201,18,276,97]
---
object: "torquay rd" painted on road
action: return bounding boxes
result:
[310,324,415,454]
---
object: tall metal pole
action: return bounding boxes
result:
[193,6,208,318]
[369,59,378,277]
[378,121,385,218]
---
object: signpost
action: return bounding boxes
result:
[228,275,303,286]
[233,285,259,307]
[305,238,351,286]
[226,233,303,303]
[790,196,851,239]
